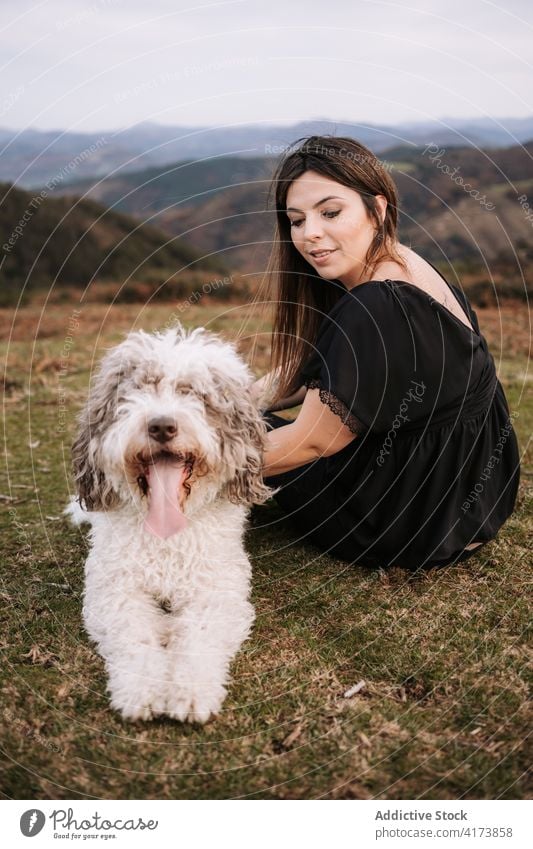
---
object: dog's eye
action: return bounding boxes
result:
[144,374,162,386]
[130,371,161,389]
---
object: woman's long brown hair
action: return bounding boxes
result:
[259,134,407,407]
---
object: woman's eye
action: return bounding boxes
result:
[289,210,340,227]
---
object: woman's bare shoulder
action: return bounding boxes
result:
[379,244,446,293]
[374,245,475,332]
[371,244,420,284]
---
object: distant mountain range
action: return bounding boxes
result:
[2,116,533,189]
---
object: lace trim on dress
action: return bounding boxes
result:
[304,378,366,435]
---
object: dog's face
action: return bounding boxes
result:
[72,325,272,528]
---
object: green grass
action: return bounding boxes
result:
[1,298,531,800]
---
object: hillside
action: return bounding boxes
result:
[53,142,533,299]
[53,156,275,275]
[0,182,227,303]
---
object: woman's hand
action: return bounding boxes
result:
[262,387,358,476]
[250,368,280,410]
[251,367,307,412]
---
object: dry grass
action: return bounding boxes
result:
[1,295,531,800]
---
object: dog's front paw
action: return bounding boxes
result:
[167,674,227,724]
[107,651,169,722]
[111,690,168,722]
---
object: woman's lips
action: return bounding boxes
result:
[310,249,337,265]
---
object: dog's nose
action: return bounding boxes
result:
[148,417,178,443]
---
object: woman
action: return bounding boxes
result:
[251,135,520,570]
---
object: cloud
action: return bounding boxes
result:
[0,0,531,132]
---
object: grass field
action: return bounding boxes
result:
[1,295,531,800]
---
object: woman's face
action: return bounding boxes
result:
[285,170,387,289]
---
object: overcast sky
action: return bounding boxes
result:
[1,0,532,133]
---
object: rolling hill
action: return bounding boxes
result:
[0,182,227,303]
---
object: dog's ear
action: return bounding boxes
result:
[217,383,276,507]
[72,344,133,511]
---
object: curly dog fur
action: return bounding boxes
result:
[68,324,273,723]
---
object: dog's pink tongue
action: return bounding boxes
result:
[144,460,189,538]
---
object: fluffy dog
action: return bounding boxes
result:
[69,324,273,723]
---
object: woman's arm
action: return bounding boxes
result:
[262,387,358,477]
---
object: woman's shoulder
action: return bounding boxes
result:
[328,279,404,324]
[332,279,394,306]
[313,281,411,357]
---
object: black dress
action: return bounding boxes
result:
[263,275,521,570]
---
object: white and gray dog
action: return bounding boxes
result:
[69,324,273,723]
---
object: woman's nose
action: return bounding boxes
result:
[302,215,324,239]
